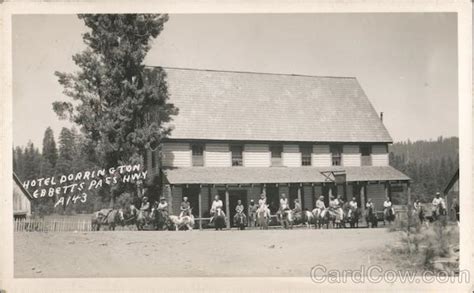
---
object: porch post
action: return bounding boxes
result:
[384,182,389,200]
[297,184,302,206]
[225,186,230,229]
[360,183,366,213]
[198,185,202,230]
[262,184,266,196]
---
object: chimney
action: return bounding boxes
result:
[380,112,384,122]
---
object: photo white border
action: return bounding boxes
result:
[0,1,472,292]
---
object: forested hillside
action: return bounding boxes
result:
[389,136,459,202]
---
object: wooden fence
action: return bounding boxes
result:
[14,218,92,232]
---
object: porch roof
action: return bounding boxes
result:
[163,166,410,185]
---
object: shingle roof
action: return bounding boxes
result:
[163,166,410,185]
[161,67,392,143]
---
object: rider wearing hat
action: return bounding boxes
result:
[383,196,395,218]
[233,199,246,224]
[348,197,358,218]
[257,193,271,218]
[157,196,169,216]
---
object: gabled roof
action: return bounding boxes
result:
[163,166,409,185]
[13,172,33,201]
[443,169,459,195]
[160,67,392,143]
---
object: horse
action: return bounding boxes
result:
[293,210,313,228]
[169,214,195,231]
[211,207,226,230]
[365,206,378,228]
[91,208,124,231]
[135,208,148,231]
[234,212,247,230]
[312,208,325,229]
[346,206,361,228]
[256,205,269,230]
[383,207,395,225]
[280,209,294,229]
[431,205,446,222]
[150,208,171,231]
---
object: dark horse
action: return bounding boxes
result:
[347,207,361,228]
[383,207,396,225]
[212,207,226,230]
[91,208,124,231]
[280,209,293,229]
[234,212,247,230]
[431,205,446,222]
[150,208,171,230]
[365,206,378,228]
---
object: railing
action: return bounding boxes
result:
[14,218,92,232]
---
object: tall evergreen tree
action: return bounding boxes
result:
[52,14,178,203]
[42,127,58,167]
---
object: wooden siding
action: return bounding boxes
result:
[171,186,183,215]
[372,144,388,154]
[343,145,360,154]
[342,145,361,167]
[243,144,270,167]
[371,154,389,166]
[303,185,313,210]
[366,183,386,211]
[282,145,301,167]
[204,144,231,167]
[162,143,191,168]
[13,181,31,216]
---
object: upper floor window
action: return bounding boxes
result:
[330,145,342,166]
[300,145,312,166]
[192,144,204,167]
[270,145,283,166]
[360,145,372,166]
[231,145,243,166]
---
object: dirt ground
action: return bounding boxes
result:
[14,228,398,278]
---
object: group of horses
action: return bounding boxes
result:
[90,203,401,231]
[252,203,395,230]
[91,206,195,231]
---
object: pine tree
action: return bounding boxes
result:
[52,14,178,203]
[42,127,58,167]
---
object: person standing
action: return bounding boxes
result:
[432,192,446,216]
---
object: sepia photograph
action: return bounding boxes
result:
[1,2,472,292]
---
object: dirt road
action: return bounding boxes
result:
[14,228,397,278]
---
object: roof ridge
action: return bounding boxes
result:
[145,65,357,80]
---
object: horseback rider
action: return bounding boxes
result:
[313,195,326,217]
[257,193,271,218]
[210,195,224,216]
[383,196,395,218]
[366,198,374,209]
[278,193,290,219]
[348,197,358,218]
[248,199,258,227]
[233,199,246,224]
[157,196,169,216]
[180,196,192,218]
[140,196,151,223]
[432,192,446,216]
[293,198,302,213]
[328,195,343,222]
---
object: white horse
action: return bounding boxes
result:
[169,214,195,231]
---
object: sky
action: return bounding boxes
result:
[12,13,458,148]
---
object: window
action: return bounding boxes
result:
[270,145,283,166]
[231,145,243,166]
[192,144,204,166]
[360,145,372,166]
[300,145,312,166]
[330,145,342,166]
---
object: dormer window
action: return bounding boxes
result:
[330,145,342,166]
[192,144,204,167]
[231,145,243,166]
[270,145,283,166]
[300,145,312,166]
